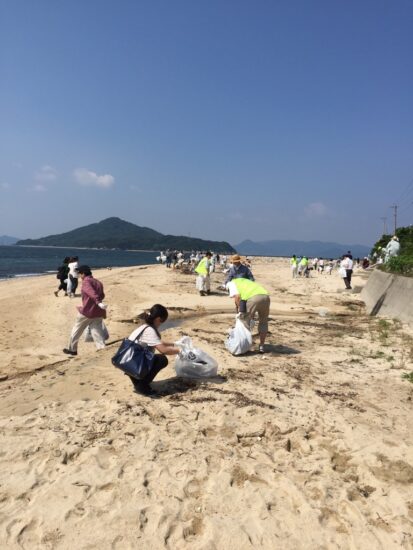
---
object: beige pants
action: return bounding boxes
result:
[245,294,270,333]
[68,313,106,352]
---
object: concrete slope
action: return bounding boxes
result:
[361,269,413,323]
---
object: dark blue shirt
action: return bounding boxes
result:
[225,264,254,284]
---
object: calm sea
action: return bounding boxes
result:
[0,246,159,279]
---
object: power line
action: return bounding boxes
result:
[394,177,413,205]
[389,204,398,234]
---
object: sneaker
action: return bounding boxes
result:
[54,291,59,297]
[258,345,265,354]
[63,348,77,356]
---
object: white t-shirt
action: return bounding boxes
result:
[227,281,240,298]
[68,261,79,278]
[341,257,353,270]
[128,324,161,349]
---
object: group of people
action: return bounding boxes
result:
[60,265,183,397]
[55,256,80,298]
[194,252,269,352]
[158,250,228,272]
[60,251,269,397]
[290,255,349,278]
[289,251,364,290]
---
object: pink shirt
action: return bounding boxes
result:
[77,276,106,319]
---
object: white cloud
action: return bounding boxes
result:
[73,168,115,188]
[1,182,10,190]
[304,202,327,218]
[35,165,57,182]
[33,184,47,192]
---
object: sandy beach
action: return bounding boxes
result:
[0,259,412,549]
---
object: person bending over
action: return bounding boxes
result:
[127,304,180,396]
[226,278,270,354]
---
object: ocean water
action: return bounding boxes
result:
[0,246,158,279]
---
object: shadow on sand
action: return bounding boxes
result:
[248,344,301,356]
[152,375,227,396]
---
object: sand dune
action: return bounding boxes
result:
[0,260,412,549]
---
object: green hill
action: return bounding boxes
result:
[16,217,236,253]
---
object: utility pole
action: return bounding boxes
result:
[389,205,398,234]
[380,217,387,235]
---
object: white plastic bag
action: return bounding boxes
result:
[225,318,253,355]
[174,336,218,378]
[338,266,347,278]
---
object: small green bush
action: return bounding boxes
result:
[372,225,413,277]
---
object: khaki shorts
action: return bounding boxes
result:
[246,294,270,333]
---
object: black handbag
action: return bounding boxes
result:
[111,326,155,380]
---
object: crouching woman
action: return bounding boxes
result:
[127,304,180,396]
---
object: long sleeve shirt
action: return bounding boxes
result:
[77,276,106,319]
[225,264,255,284]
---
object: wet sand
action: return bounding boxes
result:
[0,259,412,549]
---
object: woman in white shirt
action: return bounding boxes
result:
[127,304,180,396]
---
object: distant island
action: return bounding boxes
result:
[16,217,236,253]
[0,235,21,246]
[235,239,371,258]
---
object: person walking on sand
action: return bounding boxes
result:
[63,265,107,356]
[340,254,353,290]
[67,256,79,297]
[290,255,298,278]
[224,254,254,284]
[125,304,181,397]
[195,252,212,296]
[226,278,270,353]
[54,256,70,297]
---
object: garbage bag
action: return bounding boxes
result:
[338,266,347,278]
[225,318,252,355]
[175,336,218,378]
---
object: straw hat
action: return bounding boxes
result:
[231,254,242,263]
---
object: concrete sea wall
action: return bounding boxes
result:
[361,269,413,324]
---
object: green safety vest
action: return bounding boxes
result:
[291,257,297,266]
[232,278,268,301]
[300,258,308,266]
[195,257,209,275]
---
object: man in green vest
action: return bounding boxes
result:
[299,256,309,277]
[195,252,212,296]
[226,277,270,353]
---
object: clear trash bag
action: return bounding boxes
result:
[174,336,218,378]
[225,317,252,355]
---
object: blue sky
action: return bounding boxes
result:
[1,0,412,246]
